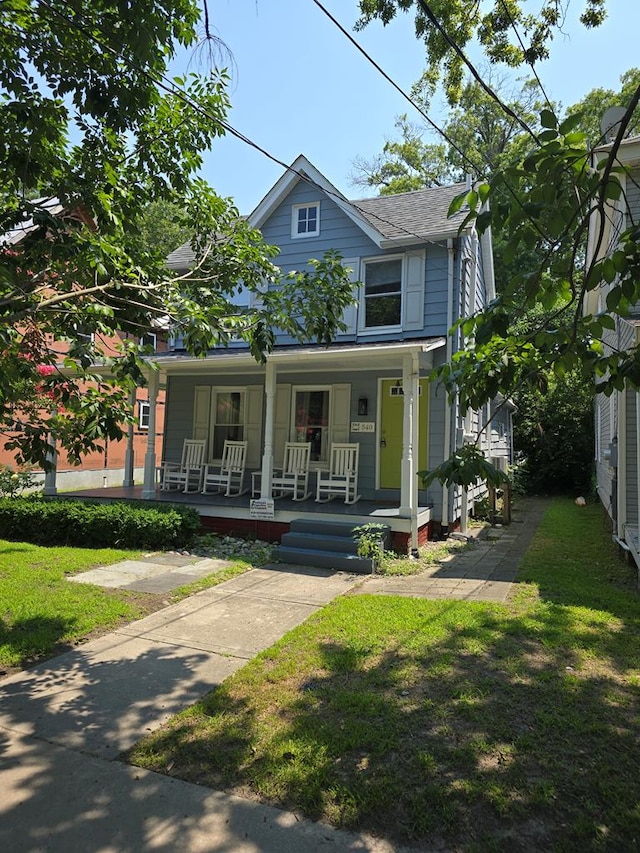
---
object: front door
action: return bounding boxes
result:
[379,379,429,489]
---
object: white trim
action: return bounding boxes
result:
[247,154,385,248]
[138,400,150,429]
[291,201,320,238]
[290,384,331,465]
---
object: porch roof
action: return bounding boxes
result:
[152,337,446,377]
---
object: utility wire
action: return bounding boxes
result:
[30,0,470,254]
[311,0,486,180]
[415,0,539,144]
[497,0,554,111]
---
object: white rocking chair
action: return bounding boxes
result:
[315,442,361,505]
[271,442,311,501]
[201,440,248,497]
[160,439,206,493]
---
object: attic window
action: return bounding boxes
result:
[292,202,320,238]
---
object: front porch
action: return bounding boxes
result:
[63,485,436,552]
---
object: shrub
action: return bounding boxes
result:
[0,464,38,497]
[0,496,200,549]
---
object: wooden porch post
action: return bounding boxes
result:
[141,370,159,499]
[260,360,276,498]
[122,387,136,488]
[400,353,419,543]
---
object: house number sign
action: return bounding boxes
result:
[351,422,375,432]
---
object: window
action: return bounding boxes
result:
[362,257,402,329]
[291,202,320,238]
[212,391,244,458]
[139,400,150,429]
[293,389,329,462]
[139,332,157,350]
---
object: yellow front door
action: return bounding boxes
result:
[379,379,429,489]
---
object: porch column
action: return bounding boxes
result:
[122,387,136,488]
[260,360,276,498]
[141,369,159,499]
[42,434,57,496]
[400,354,419,532]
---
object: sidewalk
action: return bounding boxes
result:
[357,497,549,603]
[0,499,548,852]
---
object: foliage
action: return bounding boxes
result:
[352,522,389,567]
[0,497,201,549]
[0,463,38,497]
[356,0,607,104]
[0,2,354,469]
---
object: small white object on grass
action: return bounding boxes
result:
[575,496,586,506]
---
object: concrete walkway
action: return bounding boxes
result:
[357,497,549,603]
[0,498,548,852]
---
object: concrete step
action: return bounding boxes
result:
[278,546,374,574]
[289,517,390,540]
[280,530,360,555]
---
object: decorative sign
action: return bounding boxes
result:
[351,421,375,433]
[250,498,275,520]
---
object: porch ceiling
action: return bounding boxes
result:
[153,338,446,377]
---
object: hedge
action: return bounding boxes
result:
[0,496,201,550]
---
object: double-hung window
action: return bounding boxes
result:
[362,257,403,329]
[293,388,329,462]
[212,390,245,458]
[292,202,320,238]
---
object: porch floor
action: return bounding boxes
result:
[59,485,433,535]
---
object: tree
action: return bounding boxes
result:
[356,1,640,488]
[1,1,354,469]
[355,0,607,104]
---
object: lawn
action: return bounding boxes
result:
[0,541,152,672]
[0,535,269,675]
[126,499,640,852]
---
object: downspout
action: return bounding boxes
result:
[441,238,455,534]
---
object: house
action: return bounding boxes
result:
[586,134,640,567]
[0,198,166,490]
[128,155,508,552]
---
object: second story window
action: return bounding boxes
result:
[292,202,320,238]
[362,257,402,329]
[139,400,150,429]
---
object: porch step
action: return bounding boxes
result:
[278,518,391,574]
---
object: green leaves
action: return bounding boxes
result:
[419,444,510,489]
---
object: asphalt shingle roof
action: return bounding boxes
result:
[353,182,467,241]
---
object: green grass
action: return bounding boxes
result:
[126,499,640,851]
[0,540,148,669]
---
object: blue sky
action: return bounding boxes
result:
[188,0,639,213]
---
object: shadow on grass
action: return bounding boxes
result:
[0,615,78,669]
[127,500,640,851]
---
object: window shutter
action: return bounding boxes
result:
[193,386,211,454]
[402,250,426,331]
[331,383,351,443]
[245,385,263,468]
[274,383,292,466]
[336,258,360,337]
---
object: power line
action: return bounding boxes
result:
[311,0,486,180]
[415,0,539,145]
[29,0,470,254]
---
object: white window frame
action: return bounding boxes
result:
[138,400,150,429]
[139,332,157,349]
[291,202,320,238]
[211,388,246,460]
[290,385,331,465]
[359,254,404,334]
